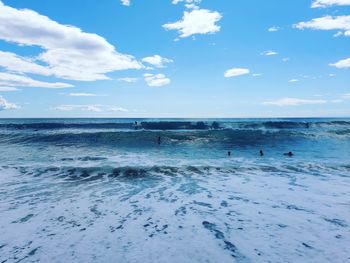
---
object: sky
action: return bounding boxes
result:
[0,0,349,118]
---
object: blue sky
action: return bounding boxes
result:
[0,0,349,118]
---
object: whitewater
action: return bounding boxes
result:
[0,118,349,263]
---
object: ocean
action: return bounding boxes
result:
[0,118,349,262]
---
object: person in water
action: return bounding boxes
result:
[284,151,294,157]
[260,150,264,156]
[157,136,161,145]
[228,151,231,156]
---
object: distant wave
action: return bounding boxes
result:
[0,120,350,131]
[3,162,350,182]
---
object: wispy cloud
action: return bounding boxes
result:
[295,16,350,37]
[224,68,250,78]
[142,55,173,68]
[55,104,128,112]
[0,96,19,111]
[263,98,327,106]
[120,0,130,6]
[311,0,350,8]
[330,57,350,68]
[0,87,20,91]
[343,93,350,99]
[268,26,280,32]
[261,50,278,56]
[0,72,73,89]
[67,93,99,97]
[118,77,138,83]
[289,79,299,83]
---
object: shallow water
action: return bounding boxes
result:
[0,118,349,262]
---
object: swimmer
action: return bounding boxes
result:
[260,150,264,156]
[228,151,231,156]
[157,136,161,145]
[284,151,294,157]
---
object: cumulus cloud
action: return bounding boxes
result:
[311,0,350,8]
[0,96,19,111]
[163,9,222,38]
[295,16,350,37]
[224,68,250,78]
[0,72,73,89]
[263,98,327,106]
[142,55,173,68]
[330,57,350,68]
[144,73,171,87]
[0,1,142,82]
[261,50,278,56]
[0,87,20,91]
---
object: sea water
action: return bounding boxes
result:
[0,118,349,262]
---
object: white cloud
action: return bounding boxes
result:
[172,0,201,4]
[343,93,350,99]
[224,68,250,78]
[268,26,280,32]
[142,55,173,68]
[0,87,20,91]
[0,1,142,82]
[55,104,128,112]
[173,0,202,9]
[0,96,19,110]
[252,73,262,77]
[0,72,73,89]
[330,57,350,68]
[109,106,129,112]
[144,73,171,87]
[263,98,327,106]
[163,9,222,38]
[68,93,98,97]
[55,105,102,112]
[295,16,350,37]
[0,51,51,76]
[121,0,130,6]
[282,57,290,62]
[333,31,344,37]
[289,78,299,83]
[261,50,278,56]
[311,0,350,8]
[118,77,138,83]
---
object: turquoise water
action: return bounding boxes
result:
[0,118,349,262]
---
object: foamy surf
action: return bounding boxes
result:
[0,118,349,262]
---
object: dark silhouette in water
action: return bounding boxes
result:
[211,121,220,129]
[157,136,161,145]
[284,151,294,157]
[134,121,138,130]
[228,151,231,156]
[260,150,264,156]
